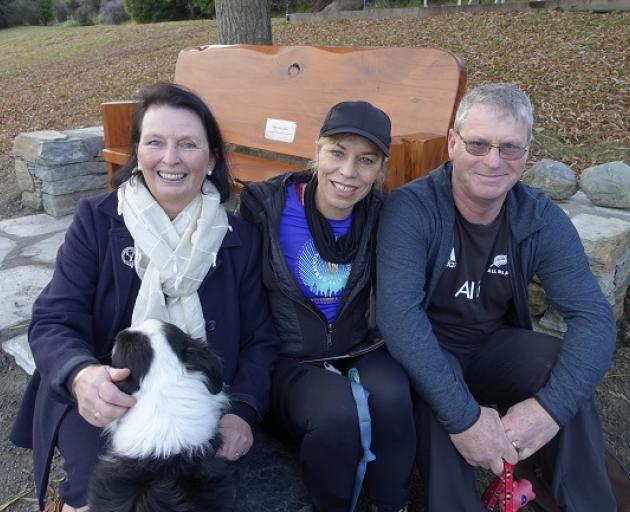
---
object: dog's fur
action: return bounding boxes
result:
[88,319,235,512]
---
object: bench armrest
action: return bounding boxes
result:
[387,133,448,191]
[101,100,140,150]
[101,101,140,188]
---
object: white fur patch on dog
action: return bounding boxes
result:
[107,319,228,459]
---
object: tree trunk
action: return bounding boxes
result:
[215,0,272,45]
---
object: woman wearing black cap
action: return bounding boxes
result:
[240,101,415,512]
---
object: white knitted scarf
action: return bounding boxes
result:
[117,175,230,341]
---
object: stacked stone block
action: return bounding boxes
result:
[529,194,630,336]
[13,127,108,217]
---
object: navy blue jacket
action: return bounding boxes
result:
[377,163,616,434]
[11,191,279,506]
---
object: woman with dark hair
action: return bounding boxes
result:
[11,83,279,512]
[111,82,232,199]
[240,101,415,512]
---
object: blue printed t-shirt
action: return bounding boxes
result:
[278,183,352,324]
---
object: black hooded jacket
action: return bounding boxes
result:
[240,170,384,361]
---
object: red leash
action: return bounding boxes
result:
[481,461,536,511]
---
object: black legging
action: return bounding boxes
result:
[269,348,416,512]
[415,326,616,512]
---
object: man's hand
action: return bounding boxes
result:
[216,413,253,461]
[72,364,136,427]
[450,406,519,475]
[501,398,560,461]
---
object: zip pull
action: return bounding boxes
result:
[323,361,342,375]
[326,324,333,349]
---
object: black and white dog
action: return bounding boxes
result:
[89,319,235,512]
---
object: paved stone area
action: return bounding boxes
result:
[236,428,310,512]
[0,214,71,373]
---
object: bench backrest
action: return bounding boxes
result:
[174,45,466,162]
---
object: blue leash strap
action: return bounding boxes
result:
[348,368,376,512]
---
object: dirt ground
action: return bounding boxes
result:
[0,155,628,511]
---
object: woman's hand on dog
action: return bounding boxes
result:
[72,364,137,427]
[216,413,253,461]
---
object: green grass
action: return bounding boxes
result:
[0,11,628,171]
[0,20,216,75]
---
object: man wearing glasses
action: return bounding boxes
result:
[377,83,616,511]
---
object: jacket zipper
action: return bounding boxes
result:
[334,249,371,323]
[261,184,334,353]
[252,175,372,355]
[329,203,378,323]
[271,237,374,353]
[326,324,333,350]
[268,256,332,353]
[507,242,531,329]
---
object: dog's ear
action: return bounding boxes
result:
[111,329,154,395]
[160,322,224,395]
[185,341,224,395]
[115,371,142,396]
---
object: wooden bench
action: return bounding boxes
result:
[101,44,466,191]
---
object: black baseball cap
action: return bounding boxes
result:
[319,101,391,157]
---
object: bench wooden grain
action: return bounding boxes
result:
[101,44,466,191]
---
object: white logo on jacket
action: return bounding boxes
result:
[120,246,135,268]
[446,248,456,268]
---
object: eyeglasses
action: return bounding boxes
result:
[455,130,528,161]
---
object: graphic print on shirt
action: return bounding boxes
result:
[450,252,509,301]
[427,207,513,342]
[450,249,510,301]
[487,254,509,276]
[297,238,351,301]
[455,280,481,300]
[278,183,353,324]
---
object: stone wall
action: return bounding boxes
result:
[529,192,630,336]
[13,127,109,217]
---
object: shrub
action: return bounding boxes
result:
[124,0,189,22]
[98,0,128,23]
[52,0,68,20]
[73,0,98,22]
[5,0,40,25]
[61,15,79,24]
[191,0,212,16]
[51,0,98,25]
[0,0,13,27]
[73,3,92,22]
[38,0,53,23]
